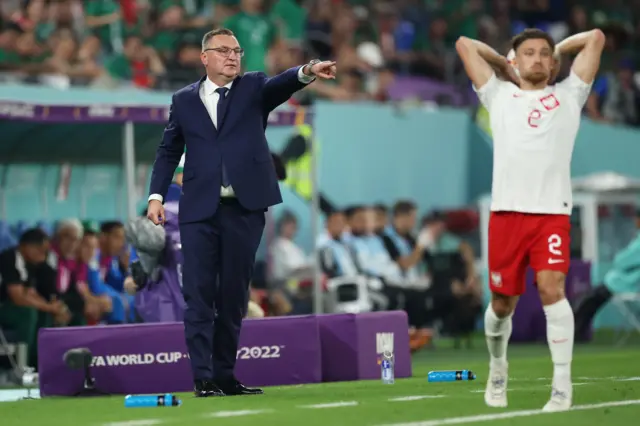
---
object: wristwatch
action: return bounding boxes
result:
[304,59,321,76]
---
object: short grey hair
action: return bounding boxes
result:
[202,28,235,52]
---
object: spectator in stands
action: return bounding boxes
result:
[224,0,279,73]
[0,228,67,368]
[587,58,640,126]
[92,34,166,89]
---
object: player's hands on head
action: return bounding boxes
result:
[147,199,165,225]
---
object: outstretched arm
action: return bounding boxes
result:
[262,61,337,113]
[555,29,605,84]
[455,37,514,90]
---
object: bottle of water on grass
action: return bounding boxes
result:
[381,351,395,384]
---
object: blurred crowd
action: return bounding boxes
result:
[0,0,639,110]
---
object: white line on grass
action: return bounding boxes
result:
[389,396,446,402]
[207,410,273,418]
[376,399,640,426]
[300,401,359,409]
[102,421,164,426]
[468,382,590,393]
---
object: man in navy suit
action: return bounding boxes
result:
[146,28,336,397]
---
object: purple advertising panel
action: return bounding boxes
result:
[318,311,412,382]
[39,315,321,396]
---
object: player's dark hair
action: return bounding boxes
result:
[83,229,97,238]
[19,228,49,246]
[511,28,555,53]
[100,221,124,234]
[392,200,417,217]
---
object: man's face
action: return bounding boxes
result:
[395,210,417,233]
[79,235,98,264]
[201,35,242,79]
[57,227,80,258]
[104,227,126,256]
[24,241,49,265]
[327,212,346,237]
[514,38,555,85]
[374,210,388,231]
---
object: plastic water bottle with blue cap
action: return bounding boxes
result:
[381,351,395,384]
[124,394,182,408]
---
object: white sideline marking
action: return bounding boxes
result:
[301,401,359,409]
[615,377,640,382]
[103,421,164,426]
[389,396,446,402]
[207,410,272,417]
[377,399,640,426]
[469,382,589,393]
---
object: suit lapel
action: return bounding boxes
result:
[188,76,217,135]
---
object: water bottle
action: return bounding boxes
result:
[427,370,476,383]
[381,351,395,384]
[124,394,182,408]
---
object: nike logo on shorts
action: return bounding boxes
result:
[548,258,564,264]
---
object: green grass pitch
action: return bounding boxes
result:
[2,338,640,426]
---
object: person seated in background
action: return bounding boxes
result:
[318,210,360,278]
[268,211,314,315]
[347,205,405,307]
[0,228,67,369]
[380,201,434,350]
[96,221,137,322]
[420,212,482,348]
[43,219,99,327]
[75,229,131,324]
[574,230,640,341]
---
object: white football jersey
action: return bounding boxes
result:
[474,72,592,215]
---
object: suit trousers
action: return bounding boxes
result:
[180,199,265,382]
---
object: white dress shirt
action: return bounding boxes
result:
[149,67,315,204]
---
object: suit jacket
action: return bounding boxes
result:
[149,67,308,223]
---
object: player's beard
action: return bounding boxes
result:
[522,71,550,86]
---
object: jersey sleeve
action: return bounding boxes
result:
[557,71,593,108]
[472,73,505,110]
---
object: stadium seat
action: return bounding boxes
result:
[2,164,45,223]
[79,165,122,221]
[43,164,83,221]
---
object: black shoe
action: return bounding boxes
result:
[216,379,263,396]
[194,380,225,397]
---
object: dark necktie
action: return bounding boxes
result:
[215,87,230,187]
